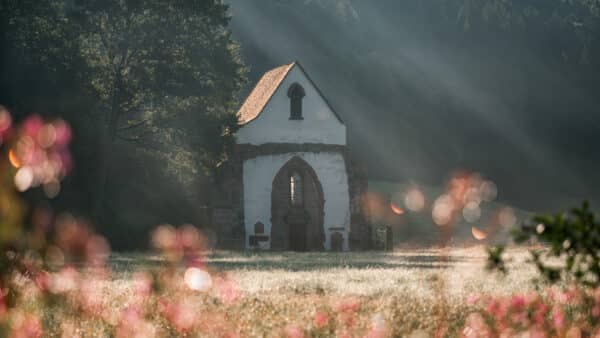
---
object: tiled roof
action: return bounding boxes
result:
[237,62,295,124]
[237,61,344,125]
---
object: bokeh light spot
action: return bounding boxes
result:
[471,226,487,240]
[43,179,61,198]
[432,194,455,225]
[462,201,481,223]
[38,124,57,148]
[0,107,11,132]
[184,267,212,292]
[404,188,425,212]
[8,149,21,168]
[152,225,177,250]
[498,207,517,228]
[480,180,498,201]
[536,223,545,234]
[390,202,404,215]
[14,166,34,192]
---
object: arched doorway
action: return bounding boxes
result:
[271,157,325,251]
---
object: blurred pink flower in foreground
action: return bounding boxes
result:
[9,311,42,338]
[365,313,387,338]
[284,324,305,338]
[8,114,72,196]
[116,307,156,338]
[214,275,241,304]
[464,287,600,337]
[314,311,329,328]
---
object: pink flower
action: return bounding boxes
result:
[533,302,549,325]
[462,312,489,337]
[214,276,241,304]
[486,299,507,319]
[594,287,600,303]
[116,307,156,338]
[314,311,329,328]
[34,271,50,293]
[49,266,79,294]
[0,288,6,316]
[552,308,565,330]
[0,106,12,140]
[52,119,72,147]
[284,325,304,338]
[22,115,43,138]
[592,305,600,319]
[159,298,197,333]
[133,272,153,299]
[365,313,387,338]
[10,312,42,338]
[510,295,526,311]
[466,293,481,306]
[528,327,548,338]
[334,297,359,313]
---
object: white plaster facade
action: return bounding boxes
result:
[242,152,350,250]
[236,62,351,250]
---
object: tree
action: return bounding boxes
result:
[488,201,600,287]
[62,1,246,220]
[0,1,246,243]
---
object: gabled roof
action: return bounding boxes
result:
[237,61,344,125]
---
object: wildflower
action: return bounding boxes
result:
[133,272,153,298]
[0,288,6,316]
[214,276,241,304]
[159,298,197,333]
[116,307,156,338]
[0,105,12,139]
[462,312,490,338]
[486,299,507,319]
[22,115,43,139]
[533,302,549,325]
[33,271,50,293]
[592,305,600,319]
[49,266,79,294]
[552,308,565,330]
[528,327,548,338]
[365,313,387,338]
[334,297,359,313]
[314,311,329,328]
[466,293,481,306]
[10,311,42,338]
[509,295,526,312]
[284,324,304,338]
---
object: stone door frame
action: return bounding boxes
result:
[270,156,325,250]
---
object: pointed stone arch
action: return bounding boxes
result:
[271,156,325,250]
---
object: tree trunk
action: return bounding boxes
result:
[92,75,121,223]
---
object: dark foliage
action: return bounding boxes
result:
[0,0,246,249]
[488,201,600,286]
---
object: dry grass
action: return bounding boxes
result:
[90,246,541,337]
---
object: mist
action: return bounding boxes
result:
[227,0,600,213]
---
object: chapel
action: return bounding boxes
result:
[214,61,369,251]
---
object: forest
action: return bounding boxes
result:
[2,0,600,248]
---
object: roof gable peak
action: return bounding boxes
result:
[237,61,343,125]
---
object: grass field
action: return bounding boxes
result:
[96,246,540,337]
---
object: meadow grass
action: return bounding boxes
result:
[95,246,540,337]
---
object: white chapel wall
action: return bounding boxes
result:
[236,66,346,146]
[242,152,350,250]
